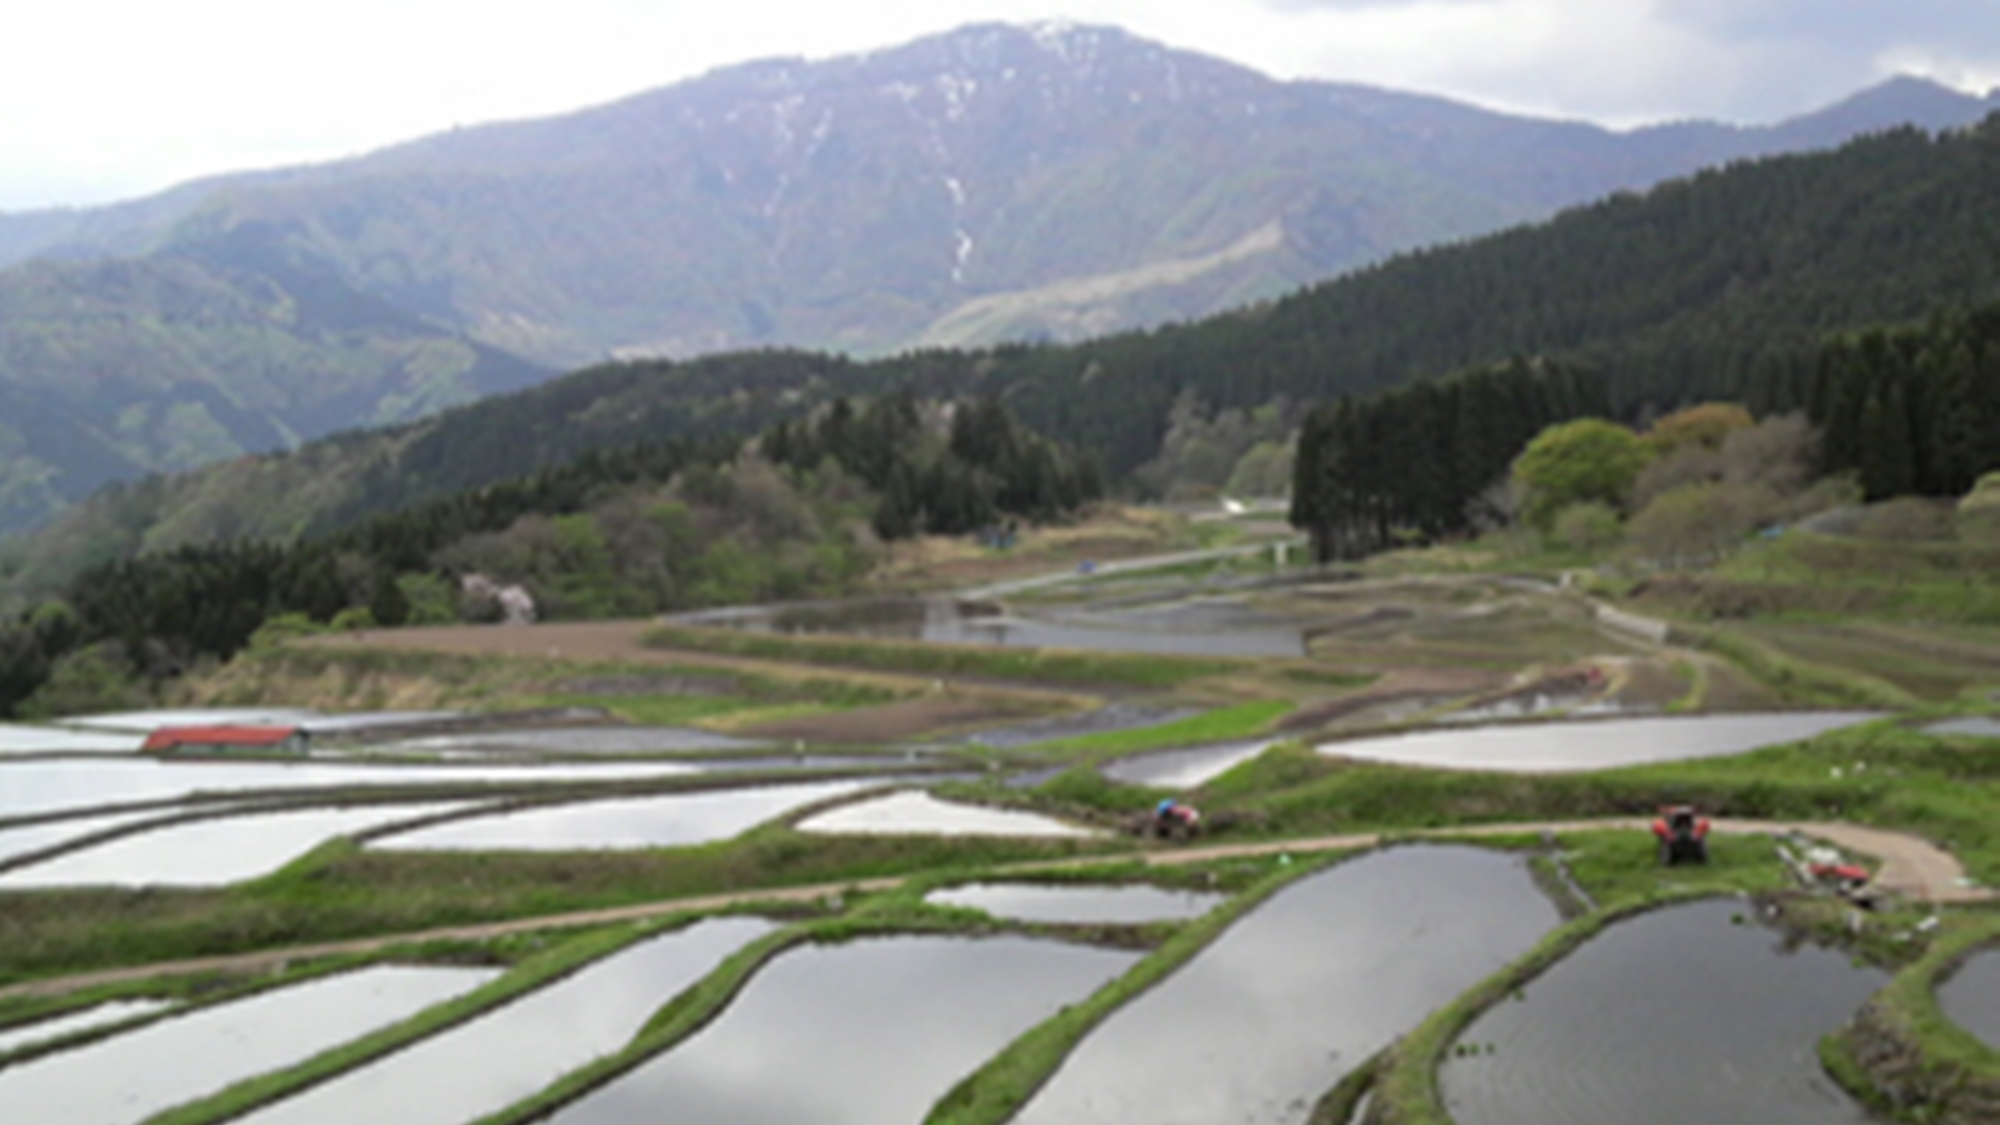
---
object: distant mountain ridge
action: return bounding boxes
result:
[0,22,1995,536]
[4,24,1996,365]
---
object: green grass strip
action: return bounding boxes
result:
[1821,915,2000,1123]
[923,848,1352,1125]
[643,623,1252,689]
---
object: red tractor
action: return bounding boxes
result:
[1651,805,1711,865]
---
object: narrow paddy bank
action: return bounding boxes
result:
[1824,916,2000,1125]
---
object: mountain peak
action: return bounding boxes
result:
[1773,73,1998,146]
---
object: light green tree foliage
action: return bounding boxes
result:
[18,641,151,719]
[1224,437,1295,499]
[1135,393,1294,501]
[1552,501,1623,553]
[432,454,881,619]
[1511,418,1650,530]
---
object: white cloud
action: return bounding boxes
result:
[2,0,1997,209]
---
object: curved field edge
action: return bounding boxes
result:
[135,917,712,1125]
[0,949,394,1075]
[1822,917,2000,1125]
[1361,889,1731,1125]
[921,848,1354,1125]
[465,879,1212,1125]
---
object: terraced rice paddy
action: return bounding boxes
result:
[0,966,498,1125]
[233,919,772,1125]
[1441,898,1884,1125]
[1009,846,1561,1125]
[544,934,1139,1125]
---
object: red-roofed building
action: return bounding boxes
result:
[141,726,308,756]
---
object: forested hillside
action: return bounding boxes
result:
[0,226,548,532]
[969,118,2000,476]
[1,25,1993,540]
[0,393,1097,717]
[1290,300,2000,560]
[11,113,2000,608]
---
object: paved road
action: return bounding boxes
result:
[2,816,1979,1002]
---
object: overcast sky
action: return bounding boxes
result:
[6,0,1998,211]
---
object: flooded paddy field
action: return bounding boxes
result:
[0,999,173,1059]
[1442,898,1884,1125]
[0,756,700,821]
[1939,950,2000,1049]
[0,801,468,887]
[545,933,1139,1125]
[1317,712,1877,773]
[234,918,771,1125]
[369,780,872,851]
[1927,716,2000,740]
[0,965,497,1125]
[1009,846,1560,1125]
[962,702,1195,749]
[795,790,1099,837]
[1101,738,1276,789]
[927,881,1227,923]
[0,810,164,865]
[0,724,147,756]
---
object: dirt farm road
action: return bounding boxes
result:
[4,816,1982,1002]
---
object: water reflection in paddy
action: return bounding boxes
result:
[371,780,869,851]
[963,702,1194,750]
[927,882,1226,924]
[0,965,496,1125]
[1442,898,1883,1125]
[1101,738,1276,789]
[1010,846,1560,1125]
[0,802,466,887]
[548,934,1139,1125]
[1939,950,2000,1050]
[0,1000,173,1058]
[1926,716,2000,740]
[1317,712,1877,773]
[0,758,698,821]
[795,790,1097,837]
[0,724,143,756]
[0,810,161,865]
[235,918,771,1125]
